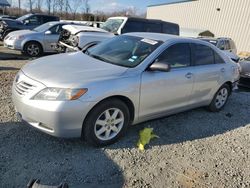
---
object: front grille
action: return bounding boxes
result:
[15,81,36,96]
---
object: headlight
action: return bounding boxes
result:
[10,35,24,40]
[32,88,88,101]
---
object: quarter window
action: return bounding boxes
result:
[156,43,191,68]
[194,44,214,65]
[214,52,225,64]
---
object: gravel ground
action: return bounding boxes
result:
[1,43,250,188]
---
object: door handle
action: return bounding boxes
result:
[185,72,193,79]
[220,68,225,72]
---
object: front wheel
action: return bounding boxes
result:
[83,99,130,146]
[23,42,43,57]
[208,84,230,112]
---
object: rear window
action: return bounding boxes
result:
[162,24,179,35]
[122,21,144,33]
[144,22,162,33]
[43,16,58,23]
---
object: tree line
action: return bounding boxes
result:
[4,0,145,21]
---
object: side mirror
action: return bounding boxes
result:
[149,62,171,72]
[220,46,225,50]
[45,30,52,35]
[24,20,30,25]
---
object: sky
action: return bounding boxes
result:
[89,0,185,13]
[9,0,186,14]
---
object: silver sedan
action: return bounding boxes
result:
[12,33,240,146]
[4,21,81,57]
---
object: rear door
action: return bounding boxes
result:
[140,43,194,118]
[189,43,226,104]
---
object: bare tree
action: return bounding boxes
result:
[81,0,90,14]
[28,0,35,12]
[46,0,51,14]
[70,0,81,19]
[36,0,43,12]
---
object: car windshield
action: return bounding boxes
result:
[86,35,163,68]
[33,22,55,32]
[16,14,32,21]
[101,19,124,33]
[200,38,218,46]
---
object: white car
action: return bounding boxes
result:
[55,24,114,52]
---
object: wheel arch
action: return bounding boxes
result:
[82,95,135,134]
[222,81,233,94]
[23,40,44,52]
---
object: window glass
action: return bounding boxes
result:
[144,23,161,33]
[194,44,214,65]
[101,19,124,33]
[224,40,230,50]
[156,43,191,68]
[214,52,225,64]
[26,15,41,25]
[229,40,236,50]
[122,21,144,33]
[49,24,62,34]
[162,24,179,35]
[87,35,162,68]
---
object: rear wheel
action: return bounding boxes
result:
[23,42,43,57]
[208,84,230,112]
[83,99,130,146]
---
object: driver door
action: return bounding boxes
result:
[139,43,194,119]
[43,24,62,52]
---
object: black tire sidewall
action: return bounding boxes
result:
[209,84,230,112]
[24,42,43,57]
[83,99,130,146]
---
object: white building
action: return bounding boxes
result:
[147,0,250,53]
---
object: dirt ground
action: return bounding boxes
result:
[1,42,250,188]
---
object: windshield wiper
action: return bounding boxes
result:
[89,53,113,64]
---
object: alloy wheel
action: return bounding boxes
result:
[27,44,40,56]
[94,108,124,141]
[215,88,228,109]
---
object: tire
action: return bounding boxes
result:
[83,99,130,147]
[23,42,43,57]
[208,84,230,112]
[2,30,11,40]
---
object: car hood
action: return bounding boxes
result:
[22,52,128,87]
[63,24,108,35]
[7,29,37,37]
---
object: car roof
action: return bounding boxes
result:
[124,32,206,44]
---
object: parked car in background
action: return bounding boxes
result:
[12,33,239,146]
[0,13,59,40]
[199,37,237,54]
[54,24,114,52]
[238,56,250,88]
[56,17,179,52]
[4,21,82,57]
[0,15,17,19]
[101,17,180,35]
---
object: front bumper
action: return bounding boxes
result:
[4,37,22,50]
[12,72,96,138]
